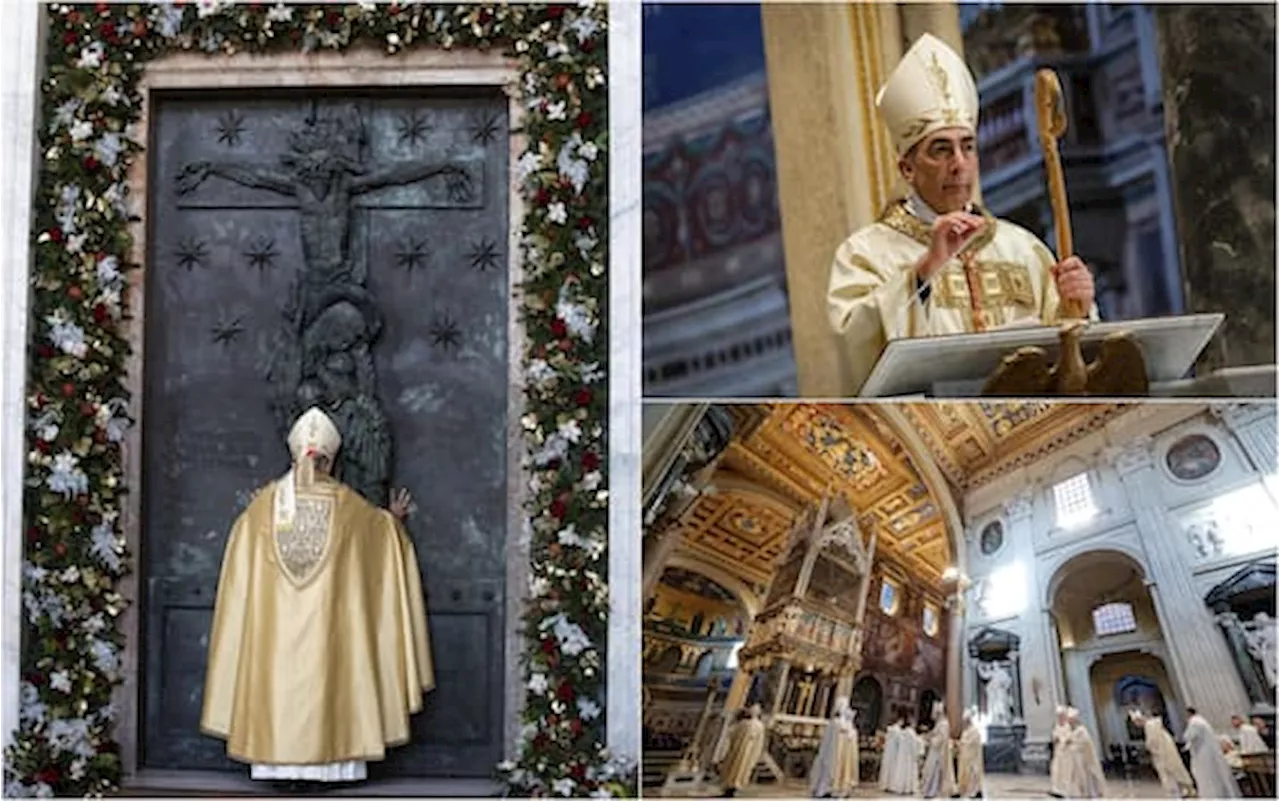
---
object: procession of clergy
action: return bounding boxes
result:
[718,700,1271,799]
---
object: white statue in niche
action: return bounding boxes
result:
[977,661,1015,726]
[1242,612,1278,689]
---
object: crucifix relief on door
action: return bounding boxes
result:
[141,93,511,777]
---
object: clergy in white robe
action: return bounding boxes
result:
[1049,706,1072,798]
[1062,708,1107,799]
[1129,709,1194,798]
[826,33,1098,394]
[1181,709,1240,799]
[884,717,921,795]
[921,701,956,799]
[1231,714,1270,755]
[955,708,984,798]
[202,408,433,783]
[810,698,857,798]
[878,721,902,790]
[720,705,767,797]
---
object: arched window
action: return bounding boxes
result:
[880,578,901,616]
[1092,601,1137,636]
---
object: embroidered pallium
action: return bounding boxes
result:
[276,495,333,582]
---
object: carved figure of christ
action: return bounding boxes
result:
[174,153,472,290]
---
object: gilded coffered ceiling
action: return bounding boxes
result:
[903,402,1130,490]
[670,402,1135,596]
[674,404,952,587]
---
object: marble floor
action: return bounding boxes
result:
[651,773,1173,798]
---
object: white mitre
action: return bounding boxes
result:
[876,33,980,154]
[276,407,342,532]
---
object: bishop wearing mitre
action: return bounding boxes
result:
[200,407,433,783]
[827,32,1098,393]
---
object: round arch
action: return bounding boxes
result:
[665,552,764,618]
[1043,546,1150,611]
[873,404,967,569]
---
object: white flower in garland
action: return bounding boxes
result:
[529,575,550,597]
[34,782,54,798]
[103,181,130,217]
[45,312,88,359]
[196,0,224,20]
[95,132,125,168]
[527,672,549,695]
[52,99,83,132]
[558,418,583,444]
[101,84,124,107]
[89,517,124,574]
[569,15,601,44]
[154,4,186,38]
[47,717,95,760]
[547,201,568,225]
[577,696,602,721]
[552,777,576,797]
[56,184,81,235]
[516,151,543,182]
[556,294,597,344]
[47,451,89,498]
[19,682,47,726]
[266,3,294,24]
[574,232,598,261]
[83,611,108,635]
[77,42,105,70]
[90,638,121,678]
[526,358,557,388]
[580,361,604,384]
[557,133,590,195]
[533,434,568,468]
[551,614,592,657]
[579,140,599,162]
[69,120,94,143]
[97,254,123,288]
[546,101,568,122]
[558,524,587,549]
[96,399,130,443]
[49,669,73,695]
[61,565,80,584]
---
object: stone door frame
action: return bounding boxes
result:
[110,46,530,793]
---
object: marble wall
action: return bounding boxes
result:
[1153,6,1277,370]
[961,404,1279,752]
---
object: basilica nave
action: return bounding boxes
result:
[641,402,1277,798]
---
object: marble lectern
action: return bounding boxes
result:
[857,313,1275,398]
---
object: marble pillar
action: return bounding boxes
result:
[1152,5,1276,370]
[0,0,45,751]
[1005,489,1057,743]
[1063,650,1104,750]
[1109,438,1253,729]
[946,590,966,731]
[759,2,904,395]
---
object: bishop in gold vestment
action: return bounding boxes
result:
[828,33,1098,393]
[200,407,433,780]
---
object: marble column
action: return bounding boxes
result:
[1042,609,1068,710]
[1109,438,1253,729]
[1152,5,1276,370]
[1005,489,1056,741]
[759,2,904,395]
[946,588,966,731]
[0,0,45,751]
[1064,650,1104,750]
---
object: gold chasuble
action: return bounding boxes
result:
[201,414,433,768]
[827,200,1099,393]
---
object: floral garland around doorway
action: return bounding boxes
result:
[4,2,628,797]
